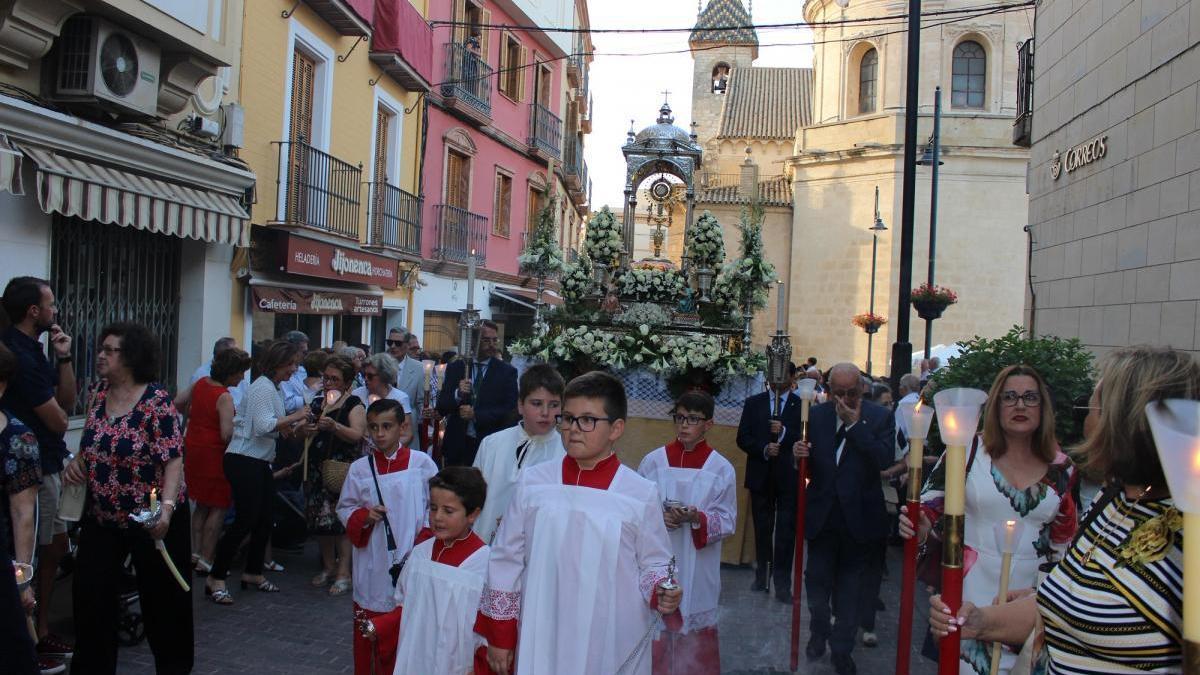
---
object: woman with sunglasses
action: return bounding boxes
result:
[350,352,414,449]
[899,364,1077,674]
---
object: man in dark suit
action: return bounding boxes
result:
[435,320,518,466]
[736,363,803,603]
[792,362,895,675]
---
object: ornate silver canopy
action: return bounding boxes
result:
[620,101,704,256]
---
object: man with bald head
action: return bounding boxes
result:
[792,363,895,675]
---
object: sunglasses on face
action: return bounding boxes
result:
[385,340,405,347]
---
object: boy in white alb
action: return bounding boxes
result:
[336,399,438,675]
[474,371,683,675]
[391,466,490,674]
[637,391,736,675]
[472,364,566,544]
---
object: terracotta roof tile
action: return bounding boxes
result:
[717,67,813,140]
[697,174,792,207]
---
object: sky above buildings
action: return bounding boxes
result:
[583,0,814,211]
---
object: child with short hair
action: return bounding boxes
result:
[637,390,736,675]
[337,398,438,675]
[390,466,490,674]
[474,371,682,675]
[472,364,566,544]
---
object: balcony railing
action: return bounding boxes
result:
[563,134,582,189]
[1013,38,1034,148]
[368,182,422,255]
[441,43,493,118]
[273,139,362,239]
[529,103,562,159]
[433,204,488,265]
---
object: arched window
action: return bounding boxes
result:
[712,63,730,94]
[859,48,878,114]
[952,41,986,108]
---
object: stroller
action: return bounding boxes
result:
[55,520,146,647]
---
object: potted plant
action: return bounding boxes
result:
[911,282,958,320]
[851,312,888,334]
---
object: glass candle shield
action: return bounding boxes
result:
[933,388,988,446]
[796,378,817,402]
[1144,399,1200,513]
[992,519,1026,555]
[898,400,934,440]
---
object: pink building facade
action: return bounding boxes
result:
[414,0,592,350]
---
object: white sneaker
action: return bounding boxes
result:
[862,631,878,647]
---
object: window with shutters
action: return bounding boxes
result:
[288,49,317,221]
[534,61,552,107]
[858,48,878,114]
[493,170,513,237]
[952,40,987,109]
[445,149,471,210]
[498,33,525,100]
[527,185,545,233]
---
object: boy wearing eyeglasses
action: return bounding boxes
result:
[471,364,566,545]
[474,371,682,675]
[636,390,735,675]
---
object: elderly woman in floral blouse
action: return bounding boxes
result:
[0,343,39,674]
[63,322,191,675]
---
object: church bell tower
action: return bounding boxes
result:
[689,0,759,150]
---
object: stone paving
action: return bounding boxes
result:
[49,540,937,674]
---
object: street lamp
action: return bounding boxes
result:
[915,86,944,362]
[867,186,888,376]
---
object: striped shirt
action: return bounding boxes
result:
[1036,493,1183,673]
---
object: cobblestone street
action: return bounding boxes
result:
[81,540,938,674]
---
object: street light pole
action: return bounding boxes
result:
[918,86,944,360]
[868,186,887,376]
[888,0,923,394]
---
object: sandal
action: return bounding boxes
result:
[328,577,352,596]
[264,560,285,572]
[240,577,280,593]
[311,570,334,587]
[204,584,234,605]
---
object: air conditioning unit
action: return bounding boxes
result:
[49,16,161,118]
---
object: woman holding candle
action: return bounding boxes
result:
[929,346,1200,673]
[183,346,250,576]
[899,365,1077,674]
[302,355,366,595]
[63,322,192,674]
[206,340,309,605]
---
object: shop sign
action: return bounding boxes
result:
[252,286,382,316]
[1050,135,1107,180]
[284,235,398,288]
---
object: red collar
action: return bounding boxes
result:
[666,439,714,469]
[562,453,621,490]
[431,531,485,566]
[371,447,411,474]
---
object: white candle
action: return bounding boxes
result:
[775,280,786,334]
[423,361,434,392]
[467,250,477,308]
[1003,519,1017,553]
[149,488,158,512]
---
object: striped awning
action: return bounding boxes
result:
[0,134,23,196]
[19,144,250,246]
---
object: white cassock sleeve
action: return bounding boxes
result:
[478,478,527,622]
[701,462,738,545]
[635,481,674,604]
[335,459,370,527]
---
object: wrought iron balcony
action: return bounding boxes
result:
[433,204,488,265]
[1013,39,1034,148]
[273,139,362,240]
[563,134,583,191]
[528,103,562,160]
[441,43,493,120]
[367,182,422,256]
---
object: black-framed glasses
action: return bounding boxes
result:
[1000,391,1042,407]
[555,414,616,432]
[385,340,405,347]
[672,414,711,426]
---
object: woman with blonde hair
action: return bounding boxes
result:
[930,346,1200,672]
[900,364,1077,674]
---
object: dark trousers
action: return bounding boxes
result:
[443,433,480,468]
[71,504,193,675]
[211,453,274,579]
[805,502,871,656]
[2,554,36,675]
[750,481,796,591]
[858,538,888,631]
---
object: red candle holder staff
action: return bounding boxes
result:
[894,398,934,675]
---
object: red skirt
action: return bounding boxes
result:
[184,441,232,508]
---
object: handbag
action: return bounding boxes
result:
[916,436,981,591]
[321,459,351,495]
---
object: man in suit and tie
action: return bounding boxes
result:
[736,362,803,603]
[387,327,427,453]
[792,363,895,675]
[435,320,518,466]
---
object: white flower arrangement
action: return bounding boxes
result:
[519,194,566,278]
[560,255,594,304]
[686,211,726,269]
[661,334,723,373]
[613,302,672,328]
[710,205,777,314]
[615,265,686,302]
[584,206,624,267]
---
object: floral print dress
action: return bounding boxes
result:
[921,437,1077,675]
[1,410,40,556]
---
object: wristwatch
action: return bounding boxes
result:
[56,356,73,364]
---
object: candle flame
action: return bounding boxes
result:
[1006,519,1016,530]
[1192,447,1200,473]
[470,248,476,256]
[914,400,923,414]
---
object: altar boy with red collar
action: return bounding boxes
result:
[637,390,736,675]
[337,399,438,675]
[390,467,490,674]
[474,371,683,675]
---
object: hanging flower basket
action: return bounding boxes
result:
[911,283,958,320]
[852,312,888,335]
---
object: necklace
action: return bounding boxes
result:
[1080,484,1152,567]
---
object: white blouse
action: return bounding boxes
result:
[226,376,286,462]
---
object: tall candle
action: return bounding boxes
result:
[775,280,786,334]
[467,249,477,308]
[423,360,434,392]
[908,438,925,469]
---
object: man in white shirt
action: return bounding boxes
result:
[279,330,311,414]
